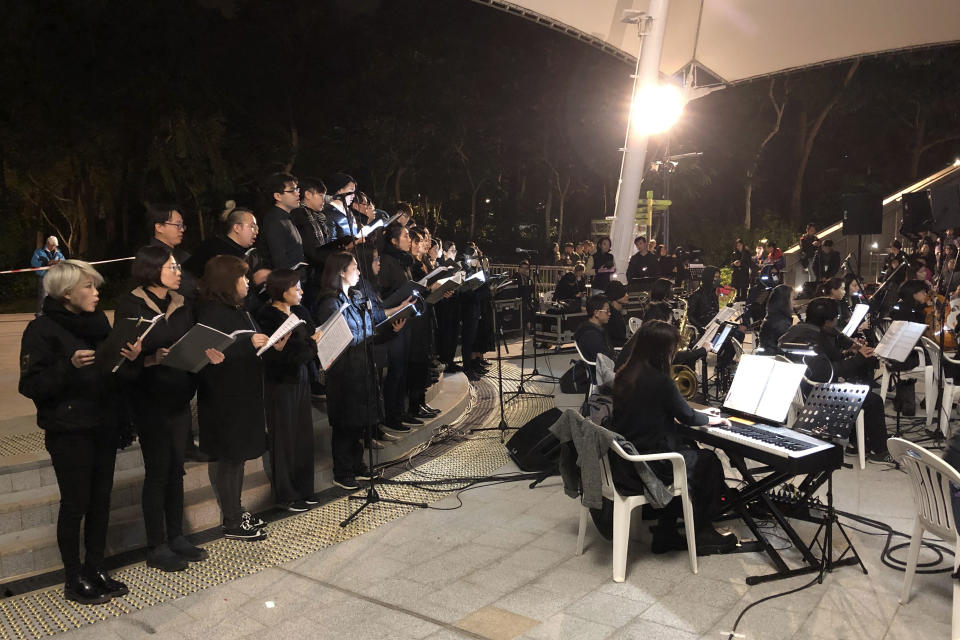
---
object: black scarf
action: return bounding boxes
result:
[383,241,414,270]
[42,298,111,344]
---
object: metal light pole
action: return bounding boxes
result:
[610,0,671,280]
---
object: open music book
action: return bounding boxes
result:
[723,354,807,424]
[256,313,305,356]
[417,265,456,287]
[382,280,428,309]
[98,313,164,374]
[459,269,487,293]
[162,325,255,373]
[874,320,927,362]
[425,272,465,304]
[316,303,353,370]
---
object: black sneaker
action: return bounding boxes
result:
[400,413,424,425]
[355,467,374,481]
[868,451,898,465]
[283,500,310,513]
[333,477,360,490]
[223,521,267,541]
[241,512,266,529]
[414,408,435,420]
[83,568,129,598]
[378,429,401,442]
[304,496,319,506]
[382,420,411,433]
[168,536,208,562]
[694,528,738,555]
[64,575,111,605]
[423,403,440,414]
[146,544,189,572]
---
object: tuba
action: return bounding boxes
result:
[672,364,698,400]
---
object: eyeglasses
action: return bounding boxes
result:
[163,222,186,231]
[283,187,300,194]
[165,264,183,272]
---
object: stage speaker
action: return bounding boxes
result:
[900,190,934,236]
[505,407,563,472]
[930,183,960,232]
[841,193,882,235]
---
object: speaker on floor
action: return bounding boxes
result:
[900,190,934,236]
[506,407,563,472]
[841,193,882,236]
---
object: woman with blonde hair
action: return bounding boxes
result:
[19,260,140,603]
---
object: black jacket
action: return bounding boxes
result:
[686,267,719,329]
[554,272,586,303]
[592,250,615,289]
[115,288,197,414]
[605,305,628,349]
[379,242,413,301]
[316,289,383,428]
[812,249,842,280]
[780,322,869,384]
[574,321,613,363]
[258,205,304,270]
[183,235,267,313]
[322,202,357,243]
[626,251,659,281]
[195,301,266,460]
[730,248,753,289]
[759,309,794,354]
[256,304,317,385]
[19,298,127,432]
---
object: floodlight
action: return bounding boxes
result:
[632,84,685,135]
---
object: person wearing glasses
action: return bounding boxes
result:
[574,295,614,366]
[115,246,218,571]
[147,203,197,301]
[258,172,305,271]
[19,261,140,604]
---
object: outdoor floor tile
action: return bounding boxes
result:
[455,605,540,640]
[521,612,616,640]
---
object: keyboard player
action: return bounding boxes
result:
[609,320,739,555]
[779,297,892,463]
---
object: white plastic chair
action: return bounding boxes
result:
[888,437,960,638]
[573,339,597,399]
[627,316,642,338]
[921,336,944,430]
[576,440,698,582]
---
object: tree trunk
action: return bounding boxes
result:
[909,117,926,180]
[745,78,787,229]
[790,60,859,220]
[394,165,406,204]
[543,187,553,244]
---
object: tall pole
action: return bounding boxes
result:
[610,0,671,280]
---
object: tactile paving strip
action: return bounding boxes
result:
[0,431,45,458]
[0,363,554,639]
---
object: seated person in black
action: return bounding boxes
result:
[610,320,737,554]
[758,284,795,354]
[604,281,630,349]
[686,267,720,330]
[648,277,674,306]
[553,262,587,311]
[888,278,930,371]
[573,295,613,367]
[779,297,891,462]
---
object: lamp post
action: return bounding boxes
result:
[609,0,683,280]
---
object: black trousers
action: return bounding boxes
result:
[460,304,480,362]
[45,427,118,579]
[265,369,315,504]
[610,447,726,531]
[137,407,189,549]
[214,459,246,529]
[330,422,365,480]
[407,361,428,411]
[436,302,461,364]
[383,330,409,419]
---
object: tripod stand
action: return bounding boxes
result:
[504,265,556,405]
[470,291,511,442]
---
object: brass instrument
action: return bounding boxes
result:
[675,297,698,349]
[672,364,698,400]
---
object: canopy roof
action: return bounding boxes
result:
[477,0,960,85]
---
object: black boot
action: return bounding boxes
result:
[146,544,189,572]
[64,574,110,605]
[83,567,128,598]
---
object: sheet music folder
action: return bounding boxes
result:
[161,324,254,373]
[841,304,870,337]
[721,354,807,425]
[874,321,926,362]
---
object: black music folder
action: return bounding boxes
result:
[381,280,428,309]
[97,314,163,374]
[374,299,421,338]
[161,324,254,373]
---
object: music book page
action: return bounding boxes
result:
[256,313,305,356]
[842,304,870,337]
[316,311,352,370]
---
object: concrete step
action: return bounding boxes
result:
[0,372,471,584]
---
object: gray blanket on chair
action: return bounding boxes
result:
[548,409,672,509]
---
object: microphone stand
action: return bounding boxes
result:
[505,260,556,403]
[341,213,427,527]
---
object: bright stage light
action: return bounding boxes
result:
[632,84,686,135]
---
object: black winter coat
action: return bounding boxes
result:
[686,267,719,329]
[256,305,317,385]
[378,242,413,301]
[759,309,794,354]
[183,235,268,314]
[19,298,127,433]
[114,288,197,415]
[316,290,384,428]
[258,206,304,270]
[195,301,266,460]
